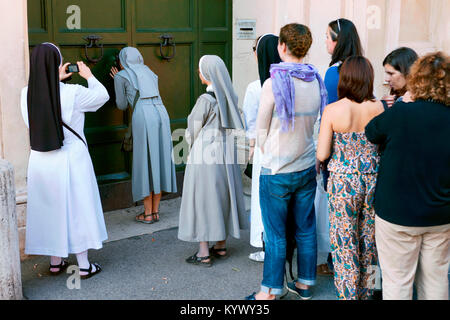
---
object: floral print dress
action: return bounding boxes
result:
[327,132,380,300]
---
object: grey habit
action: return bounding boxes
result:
[178,55,248,242]
[114,47,177,201]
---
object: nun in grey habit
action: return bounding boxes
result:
[111,47,177,223]
[178,55,248,267]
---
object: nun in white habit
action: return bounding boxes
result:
[21,43,108,278]
[178,55,248,267]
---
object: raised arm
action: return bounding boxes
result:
[75,76,110,112]
[256,79,275,153]
[114,74,130,111]
[74,61,109,112]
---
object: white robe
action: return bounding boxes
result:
[21,76,109,257]
[242,80,264,248]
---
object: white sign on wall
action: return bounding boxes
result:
[236,19,256,40]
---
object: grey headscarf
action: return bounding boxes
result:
[199,55,243,130]
[118,47,159,99]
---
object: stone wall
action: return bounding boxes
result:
[0,160,22,299]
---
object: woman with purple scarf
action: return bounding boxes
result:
[246,23,327,300]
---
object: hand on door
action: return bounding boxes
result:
[110,66,120,79]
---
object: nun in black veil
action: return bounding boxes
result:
[20,43,109,279]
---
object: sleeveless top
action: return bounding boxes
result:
[327,132,380,174]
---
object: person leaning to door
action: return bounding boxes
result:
[110,47,177,224]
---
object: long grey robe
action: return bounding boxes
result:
[178,93,248,242]
[114,72,177,201]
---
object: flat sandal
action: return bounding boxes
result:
[135,213,154,224]
[79,263,102,280]
[49,260,69,275]
[185,253,212,267]
[210,246,228,259]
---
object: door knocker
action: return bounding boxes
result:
[159,34,176,61]
[84,35,104,63]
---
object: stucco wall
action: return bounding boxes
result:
[0,0,29,199]
[0,0,30,260]
[232,0,449,107]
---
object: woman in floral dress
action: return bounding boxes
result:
[317,56,384,299]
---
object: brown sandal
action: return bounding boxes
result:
[135,213,154,224]
[152,212,160,222]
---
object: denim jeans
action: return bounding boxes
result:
[259,165,318,295]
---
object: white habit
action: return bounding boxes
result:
[21,76,109,257]
[242,79,264,248]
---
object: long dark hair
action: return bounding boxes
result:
[383,47,418,77]
[328,19,363,68]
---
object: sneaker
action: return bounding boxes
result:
[287,281,312,300]
[249,251,265,262]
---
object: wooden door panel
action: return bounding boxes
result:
[199,0,232,72]
[135,0,194,31]
[46,0,131,185]
[27,0,53,44]
[53,0,127,32]
[200,0,228,29]
[137,44,193,122]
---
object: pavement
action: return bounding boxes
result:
[20,196,337,300]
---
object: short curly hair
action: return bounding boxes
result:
[279,23,312,58]
[407,51,449,106]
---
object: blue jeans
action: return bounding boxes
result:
[259,165,317,295]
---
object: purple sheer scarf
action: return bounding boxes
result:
[270,62,328,132]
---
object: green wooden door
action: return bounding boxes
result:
[27,0,232,210]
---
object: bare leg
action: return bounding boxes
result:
[144,194,153,214]
[50,256,62,272]
[254,290,276,300]
[152,192,162,220]
[136,194,154,222]
[212,240,227,256]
